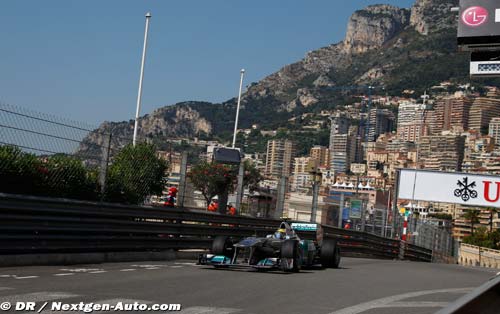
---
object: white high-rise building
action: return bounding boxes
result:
[489,117,500,147]
[397,102,427,143]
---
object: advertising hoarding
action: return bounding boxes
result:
[458,0,500,51]
[398,169,500,208]
[350,200,362,219]
[291,223,318,231]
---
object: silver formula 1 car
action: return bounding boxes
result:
[198,221,340,272]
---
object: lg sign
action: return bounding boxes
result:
[462,6,489,27]
[457,0,500,52]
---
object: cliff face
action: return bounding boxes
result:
[344,5,410,53]
[244,4,412,103]
[410,0,458,35]
[81,0,468,151]
[77,102,214,154]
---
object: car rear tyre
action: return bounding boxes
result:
[321,239,340,268]
[212,236,233,257]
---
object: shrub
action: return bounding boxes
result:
[0,145,43,195]
[104,143,168,204]
[41,154,100,200]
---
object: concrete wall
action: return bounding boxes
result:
[459,243,500,269]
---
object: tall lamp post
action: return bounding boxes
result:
[232,69,245,149]
[405,91,430,241]
[310,165,322,223]
[133,12,152,146]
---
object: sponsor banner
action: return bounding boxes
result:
[459,0,500,34]
[398,169,500,208]
[350,200,362,219]
[291,223,317,231]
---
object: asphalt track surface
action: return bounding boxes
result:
[0,258,497,314]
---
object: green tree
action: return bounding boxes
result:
[105,143,168,204]
[0,145,43,195]
[463,227,491,248]
[464,209,481,236]
[487,207,499,233]
[462,228,500,249]
[243,160,263,192]
[428,213,453,221]
[187,161,236,210]
[42,154,99,200]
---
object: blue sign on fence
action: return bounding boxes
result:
[342,207,350,220]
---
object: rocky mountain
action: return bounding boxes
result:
[81,0,484,154]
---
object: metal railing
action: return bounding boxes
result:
[0,193,432,262]
[0,103,167,204]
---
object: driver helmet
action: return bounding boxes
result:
[274,228,286,239]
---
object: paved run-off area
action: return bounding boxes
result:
[0,258,497,314]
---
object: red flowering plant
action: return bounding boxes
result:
[187,161,237,208]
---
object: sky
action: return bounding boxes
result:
[0,0,414,125]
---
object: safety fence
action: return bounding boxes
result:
[0,103,171,205]
[0,103,266,214]
[403,216,457,263]
[0,193,431,262]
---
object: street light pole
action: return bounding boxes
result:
[232,69,245,149]
[133,12,152,146]
[407,91,429,240]
[310,168,321,223]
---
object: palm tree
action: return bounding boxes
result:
[464,209,480,236]
[487,207,498,233]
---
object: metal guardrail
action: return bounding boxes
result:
[0,193,432,262]
[405,243,433,262]
[322,225,402,260]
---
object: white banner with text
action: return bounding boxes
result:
[398,169,500,208]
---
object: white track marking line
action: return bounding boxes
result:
[59,268,102,273]
[119,269,136,272]
[174,262,198,266]
[130,264,164,268]
[89,271,107,274]
[0,287,13,291]
[328,287,473,314]
[169,266,183,268]
[0,275,12,278]
[53,273,74,276]
[381,301,449,308]
[144,267,160,270]
[14,276,39,280]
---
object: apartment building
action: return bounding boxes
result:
[419,134,466,171]
[265,140,296,178]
